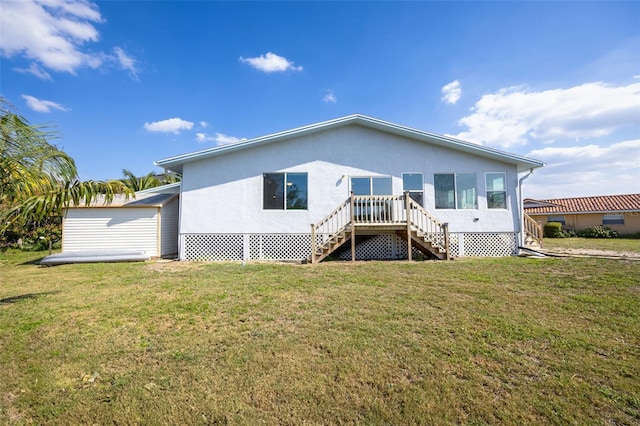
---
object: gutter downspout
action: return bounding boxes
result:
[518,168,535,248]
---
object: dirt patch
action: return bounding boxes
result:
[541,248,640,260]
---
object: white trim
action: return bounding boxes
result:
[434,172,478,210]
[485,172,508,210]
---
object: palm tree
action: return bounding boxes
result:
[121,169,161,192]
[0,98,131,241]
[121,169,181,192]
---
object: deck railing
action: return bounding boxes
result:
[311,192,449,262]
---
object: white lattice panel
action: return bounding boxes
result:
[458,233,517,257]
[249,234,311,261]
[339,235,395,260]
[183,232,516,261]
[183,234,243,261]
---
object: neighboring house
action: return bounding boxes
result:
[154,114,544,261]
[63,183,180,258]
[524,194,640,235]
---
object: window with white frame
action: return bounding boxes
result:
[434,173,477,209]
[402,173,424,205]
[486,172,507,209]
[263,172,308,210]
[350,176,392,196]
[602,214,624,225]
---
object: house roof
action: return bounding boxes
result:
[154,114,545,174]
[67,192,178,209]
[135,182,181,195]
[525,194,640,214]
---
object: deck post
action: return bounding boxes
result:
[405,191,412,261]
[443,222,450,260]
[310,224,316,264]
[350,191,356,262]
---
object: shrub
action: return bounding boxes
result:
[544,222,564,238]
[577,226,619,239]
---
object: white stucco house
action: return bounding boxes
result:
[153,114,544,262]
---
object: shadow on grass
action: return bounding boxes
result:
[22,257,48,266]
[0,291,60,305]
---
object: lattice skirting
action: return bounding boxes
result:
[181,232,518,261]
[337,233,517,260]
[182,234,313,261]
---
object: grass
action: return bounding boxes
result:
[1,249,639,424]
[543,237,640,253]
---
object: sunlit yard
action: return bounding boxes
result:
[1,250,638,424]
[542,237,640,253]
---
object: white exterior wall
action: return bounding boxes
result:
[63,207,160,256]
[180,125,522,236]
[160,198,179,256]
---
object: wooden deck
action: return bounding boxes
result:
[309,193,450,263]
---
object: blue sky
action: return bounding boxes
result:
[1,0,638,199]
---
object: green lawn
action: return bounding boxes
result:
[543,237,640,253]
[1,250,639,424]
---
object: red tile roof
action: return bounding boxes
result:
[525,194,640,214]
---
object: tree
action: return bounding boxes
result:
[121,169,161,192]
[120,169,180,193]
[0,98,131,246]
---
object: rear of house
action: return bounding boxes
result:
[524,194,640,235]
[156,115,544,262]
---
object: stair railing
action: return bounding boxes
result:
[405,193,450,258]
[523,214,543,246]
[310,197,351,263]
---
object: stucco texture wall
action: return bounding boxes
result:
[179,125,523,235]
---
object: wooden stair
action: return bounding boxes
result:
[308,193,451,263]
[311,229,351,263]
[404,229,448,260]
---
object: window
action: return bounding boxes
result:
[486,173,507,209]
[434,173,477,209]
[403,173,424,205]
[548,215,565,226]
[350,176,393,221]
[263,172,308,210]
[603,214,624,225]
[350,176,392,195]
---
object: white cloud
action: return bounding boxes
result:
[22,94,69,113]
[441,80,461,105]
[199,121,209,128]
[15,63,52,80]
[196,132,243,145]
[523,139,640,199]
[452,81,640,148]
[0,0,139,78]
[323,89,337,104]
[144,118,194,134]
[239,52,303,73]
[113,46,139,80]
